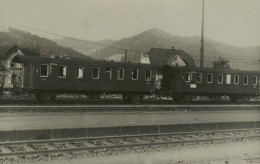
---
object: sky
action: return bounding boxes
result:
[0,0,260,47]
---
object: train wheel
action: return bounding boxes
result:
[122,94,131,103]
[230,95,238,103]
[130,95,143,104]
[172,96,183,103]
[35,93,57,104]
[86,94,101,100]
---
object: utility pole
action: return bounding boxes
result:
[124,50,127,63]
[200,0,205,67]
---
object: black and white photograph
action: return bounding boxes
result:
[0,0,259,163]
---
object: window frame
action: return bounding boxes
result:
[243,75,248,85]
[253,76,257,85]
[218,74,223,84]
[58,65,67,78]
[226,74,231,85]
[196,72,202,83]
[105,67,112,80]
[92,67,100,79]
[145,70,152,81]
[117,68,124,80]
[40,64,49,77]
[234,75,239,85]
[207,73,213,84]
[76,66,84,79]
[131,69,138,80]
[185,72,191,82]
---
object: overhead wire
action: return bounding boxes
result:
[0,19,141,54]
[0,8,259,64]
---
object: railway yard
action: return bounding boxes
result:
[0,102,259,164]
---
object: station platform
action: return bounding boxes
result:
[0,110,259,131]
[0,110,259,141]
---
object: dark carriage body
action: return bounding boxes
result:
[13,55,162,96]
[162,66,260,99]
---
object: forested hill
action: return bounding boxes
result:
[90,29,259,71]
[0,28,91,59]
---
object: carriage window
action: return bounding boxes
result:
[145,70,152,81]
[131,69,138,80]
[243,75,248,85]
[117,68,124,80]
[105,67,112,80]
[226,74,231,84]
[185,72,190,82]
[253,76,257,85]
[58,65,67,78]
[191,72,196,81]
[76,66,83,78]
[40,64,48,77]
[196,73,202,83]
[218,74,223,84]
[234,75,239,84]
[92,67,100,79]
[207,73,213,83]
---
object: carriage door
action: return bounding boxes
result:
[24,63,34,88]
[190,71,197,89]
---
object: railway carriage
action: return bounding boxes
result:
[12,55,162,103]
[162,66,260,102]
[10,55,260,104]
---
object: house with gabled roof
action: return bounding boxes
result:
[147,47,195,67]
[0,45,39,88]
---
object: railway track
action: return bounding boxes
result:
[0,99,259,106]
[0,128,259,162]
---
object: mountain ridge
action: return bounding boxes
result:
[0,28,91,59]
[89,29,259,71]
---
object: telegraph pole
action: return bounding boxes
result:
[200,0,205,67]
[124,50,127,63]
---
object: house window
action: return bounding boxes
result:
[145,70,152,81]
[207,73,213,83]
[196,73,202,83]
[226,74,231,84]
[10,62,15,68]
[243,75,248,85]
[40,64,48,77]
[105,67,112,80]
[92,67,100,79]
[218,74,223,84]
[131,69,138,80]
[76,66,83,78]
[253,76,257,85]
[117,68,124,80]
[234,75,239,84]
[185,72,190,82]
[58,65,67,78]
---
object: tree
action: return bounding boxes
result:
[213,56,230,68]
